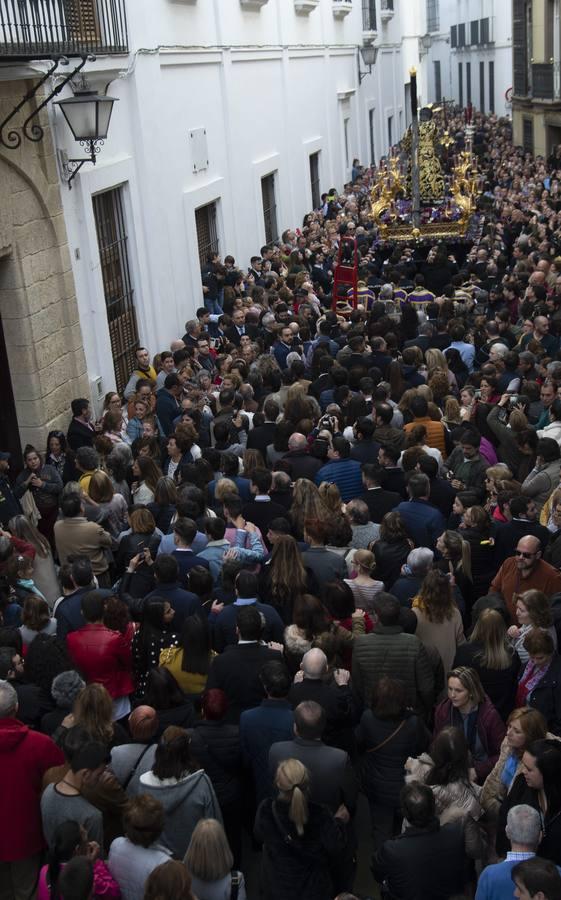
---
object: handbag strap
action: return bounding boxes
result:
[230,871,240,900]
[366,718,407,753]
[122,743,152,791]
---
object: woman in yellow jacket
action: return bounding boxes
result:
[160,614,215,696]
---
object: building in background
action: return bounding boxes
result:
[424,0,513,117]
[511,0,561,156]
[0,0,513,449]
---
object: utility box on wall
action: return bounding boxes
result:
[189,127,209,173]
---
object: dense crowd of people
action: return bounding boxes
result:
[3,108,561,900]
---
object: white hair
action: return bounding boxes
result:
[0,681,18,718]
[407,548,434,576]
[506,805,542,848]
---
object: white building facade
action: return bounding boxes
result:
[50,0,433,402]
[0,0,513,441]
[423,0,513,117]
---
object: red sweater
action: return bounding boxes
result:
[0,718,64,861]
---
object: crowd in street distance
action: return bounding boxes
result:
[3,108,561,900]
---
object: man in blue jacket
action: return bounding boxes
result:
[315,436,363,502]
[239,660,294,805]
[155,373,182,436]
[396,472,445,550]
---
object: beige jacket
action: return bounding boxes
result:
[405,752,482,825]
[54,516,112,575]
[481,731,560,817]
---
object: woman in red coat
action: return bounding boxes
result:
[66,592,134,720]
[433,666,505,782]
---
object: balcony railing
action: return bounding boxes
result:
[0,0,128,60]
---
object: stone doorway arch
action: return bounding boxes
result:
[0,86,89,458]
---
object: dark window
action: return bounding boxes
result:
[369,107,376,165]
[362,0,376,30]
[480,17,490,43]
[489,60,495,112]
[309,152,321,210]
[466,61,472,102]
[92,187,139,396]
[195,202,219,269]
[451,24,457,48]
[471,20,479,45]
[434,60,442,102]
[479,60,485,112]
[458,22,466,47]
[426,0,439,31]
[458,61,463,107]
[261,173,278,244]
[523,118,534,153]
[387,115,393,149]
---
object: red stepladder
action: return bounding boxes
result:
[331,236,359,317]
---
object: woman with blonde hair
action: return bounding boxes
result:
[507,589,558,665]
[72,682,129,748]
[213,477,239,510]
[433,667,506,782]
[442,396,462,428]
[88,470,128,538]
[184,819,247,900]
[454,608,520,720]
[480,707,549,817]
[289,478,328,540]
[344,549,384,610]
[7,514,60,608]
[412,569,466,674]
[426,348,458,390]
[254,758,347,900]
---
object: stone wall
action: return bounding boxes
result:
[0,77,90,452]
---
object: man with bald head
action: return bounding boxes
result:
[289,649,355,752]
[490,535,561,622]
[269,699,357,815]
[280,432,323,481]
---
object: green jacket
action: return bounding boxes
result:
[352,625,435,716]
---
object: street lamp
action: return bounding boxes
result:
[55,86,118,189]
[358,44,379,84]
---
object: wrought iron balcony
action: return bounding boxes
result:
[0,0,128,60]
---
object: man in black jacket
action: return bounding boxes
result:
[289,648,355,753]
[246,399,279,456]
[206,606,282,723]
[359,463,401,522]
[372,783,467,900]
[66,398,96,451]
[280,433,323,481]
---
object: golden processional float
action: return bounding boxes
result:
[370,68,482,245]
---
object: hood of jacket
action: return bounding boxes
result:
[139,768,208,815]
[0,717,30,749]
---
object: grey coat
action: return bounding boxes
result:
[138,768,222,858]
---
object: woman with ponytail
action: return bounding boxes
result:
[38,820,119,900]
[254,758,348,900]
